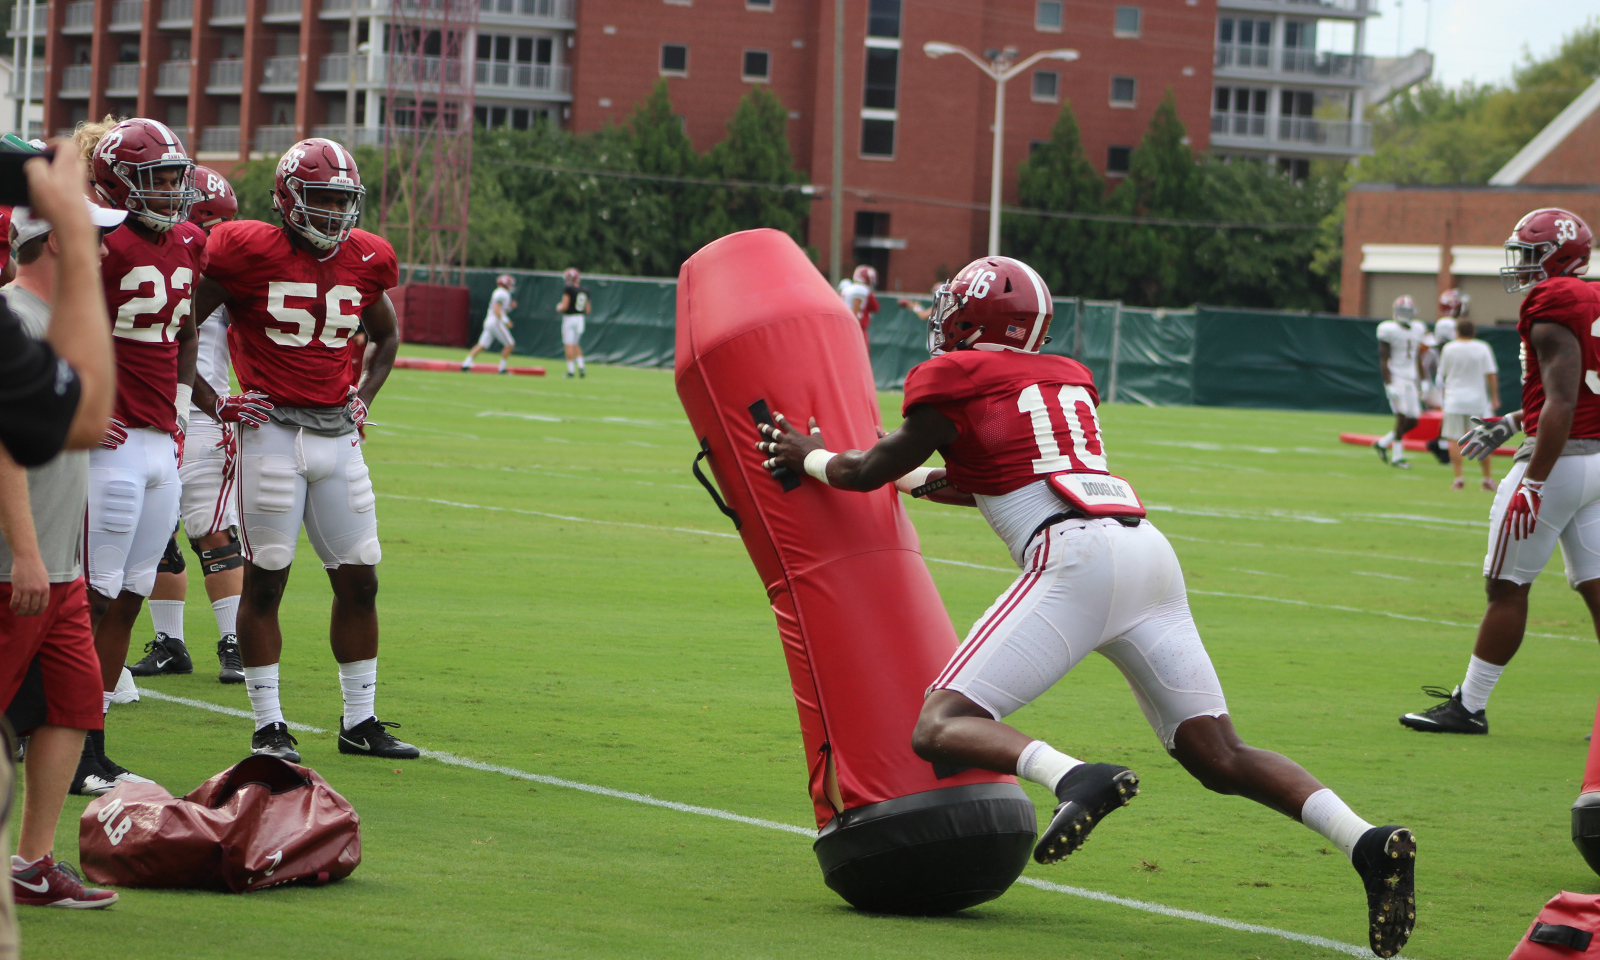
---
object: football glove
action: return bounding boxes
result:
[100,418,128,449]
[215,392,273,428]
[345,388,368,429]
[1506,477,1544,541]
[1459,415,1518,461]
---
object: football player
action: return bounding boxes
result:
[81,118,208,791]
[188,138,417,762]
[1402,209,1600,735]
[838,264,879,341]
[1373,296,1427,468]
[558,266,589,378]
[760,256,1417,958]
[461,273,516,374]
[132,166,246,685]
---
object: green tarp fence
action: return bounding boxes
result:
[428,267,1520,414]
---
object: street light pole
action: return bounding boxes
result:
[923,42,1078,257]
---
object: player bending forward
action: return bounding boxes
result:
[461,273,516,373]
[189,138,418,762]
[1402,209,1600,735]
[761,256,1417,958]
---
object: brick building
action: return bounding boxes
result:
[1341,78,1600,323]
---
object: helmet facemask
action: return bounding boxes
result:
[278,179,364,251]
[1502,238,1558,293]
[926,282,982,355]
[113,159,197,233]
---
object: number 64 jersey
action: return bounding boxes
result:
[204,220,398,408]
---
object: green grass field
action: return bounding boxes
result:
[18,344,1600,959]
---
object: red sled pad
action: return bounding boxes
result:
[392,357,546,376]
[1509,892,1600,958]
[675,229,1034,914]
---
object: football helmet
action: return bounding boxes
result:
[1503,208,1592,293]
[1437,288,1469,319]
[188,165,237,230]
[271,138,365,251]
[927,256,1053,355]
[496,273,514,288]
[562,267,580,285]
[852,264,877,288]
[1391,295,1416,323]
[90,118,195,233]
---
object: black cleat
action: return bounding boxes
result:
[127,633,193,676]
[69,738,114,796]
[1399,685,1486,734]
[1372,440,1388,464]
[89,729,154,787]
[216,635,245,684]
[1352,825,1416,958]
[578,367,585,378]
[251,722,301,763]
[338,717,420,759]
[563,372,575,379]
[1033,763,1139,864]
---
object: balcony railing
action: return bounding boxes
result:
[8,4,47,35]
[318,53,367,83]
[1210,114,1267,138]
[62,1,95,31]
[311,124,386,146]
[200,126,239,154]
[6,66,43,98]
[110,0,145,28]
[156,60,191,92]
[1278,117,1372,150]
[1282,0,1375,13]
[1214,42,1270,69]
[211,0,246,20]
[208,58,244,90]
[61,64,92,94]
[254,126,299,154]
[107,63,141,93]
[264,0,302,17]
[167,127,190,148]
[159,0,192,23]
[261,55,300,87]
[320,0,481,15]
[479,0,573,19]
[473,61,569,93]
[1280,49,1372,79]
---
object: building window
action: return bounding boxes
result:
[660,43,688,75]
[1114,5,1140,36]
[742,49,770,82]
[864,47,898,110]
[1280,89,1314,117]
[1278,157,1310,181]
[1036,0,1062,31]
[1110,76,1136,106]
[747,0,772,7]
[861,117,894,157]
[1217,18,1271,68]
[1032,70,1059,102]
[1107,145,1131,175]
[1212,85,1268,136]
[853,211,891,283]
[867,0,899,39]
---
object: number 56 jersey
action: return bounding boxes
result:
[204,220,398,409]
[902,349,1106,496]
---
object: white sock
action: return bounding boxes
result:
[1377,432,1394,449]
[1016,740,1083,794]
[576,356,585,371]
[1300,788,1374,862]
[1460,656,1504,713]
[243,663,284,729]
[11,855,42,870]
[338,658,377,730]
[461,356,472,368]
[101,690,113,714]
[149,599,184,640]
[212,595,240,638]
[497,359,507,372]
[566,360,575,374]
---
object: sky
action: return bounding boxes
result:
[1317,0,1595,89]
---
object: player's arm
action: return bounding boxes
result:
[759,404,960,493]
[557,293,571,313]
[188,276,235,418]
[174,308,197,432]
[0,446,48,616]
[355,292,399,407]
[1378,341,1391,385]
[1525,321,1582,483]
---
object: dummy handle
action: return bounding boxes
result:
[691,439,741,531]
[748,398,801,492]
[1530,923,1593,951]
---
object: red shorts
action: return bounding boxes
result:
[0,578,103,733]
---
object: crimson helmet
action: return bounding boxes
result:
[496,273,514,288]
[1503,208,1592,293]
[1391,295,1416,322]
[1437,288,1463,319]
[90,118,195,233]
[271,138,364,251]
[562,267,580,285]
[188,165,237,231]
[852,264,877,288]
[927,256,1053,355]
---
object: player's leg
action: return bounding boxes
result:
[462,323,494,369]
[497,327,515,373]
[300,431,418,759]
[1390,387,1419,467]
[911,520,1138,864]
[179,418,246,682]
[1444,413,1466,489]
[195,530,245,682]
[129,536,193,677]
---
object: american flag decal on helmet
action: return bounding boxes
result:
[1006,324,1025,339]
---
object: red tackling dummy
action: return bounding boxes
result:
[675,229,1034,914]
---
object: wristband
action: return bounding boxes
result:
[894,467,936,494]
[174,383,193,415]
[803,449,837,485]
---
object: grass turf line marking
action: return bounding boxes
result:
[1163,533,1477,569]
[141,688,1385,958]
[1187,589,1588,642]
[385,494,741,540]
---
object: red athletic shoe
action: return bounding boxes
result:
[12,856,118,908]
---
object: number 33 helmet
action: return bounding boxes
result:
[927,256,1053,355]
[1502,208,1592,293]
[272,138,365,251]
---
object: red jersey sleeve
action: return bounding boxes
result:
[902,355,979,413]
[203,220,248,285]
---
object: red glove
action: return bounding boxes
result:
[216,423,237,477]
[100,418,128,449]
[1507,477,1545,540]
[346,388,368,430]
[172,428,184,468]
[215,392,273,428]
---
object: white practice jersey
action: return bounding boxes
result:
[192,305,230,415]
[838,279,871,319]
[486,287,512,326]
[1376,319,1427,382]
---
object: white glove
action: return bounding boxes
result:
[1459,415,1519,461]
[174,383,192,435]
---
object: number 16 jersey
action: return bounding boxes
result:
[204,220,398,409]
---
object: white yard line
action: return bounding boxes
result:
[136,689,1389,958]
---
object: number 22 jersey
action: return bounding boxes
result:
[1518,276,1600,439]
[204,220,398,409]
[101,220,209,432]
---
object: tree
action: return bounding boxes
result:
[1187,160,1342,311]
[1002,99,1106,298]
[1105,90,1201,305]
[699,86,810,245]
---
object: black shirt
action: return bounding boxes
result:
[0,303,81,467]
[563,285,589,316]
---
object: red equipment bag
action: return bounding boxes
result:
[675,229,1035,915]
[1508,892,1600,958]
[79,755,361,892]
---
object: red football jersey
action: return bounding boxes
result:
[101,220,209,432]
[205,221,398,408]
[1518,277,1600,439]
[902,350,1106,496]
